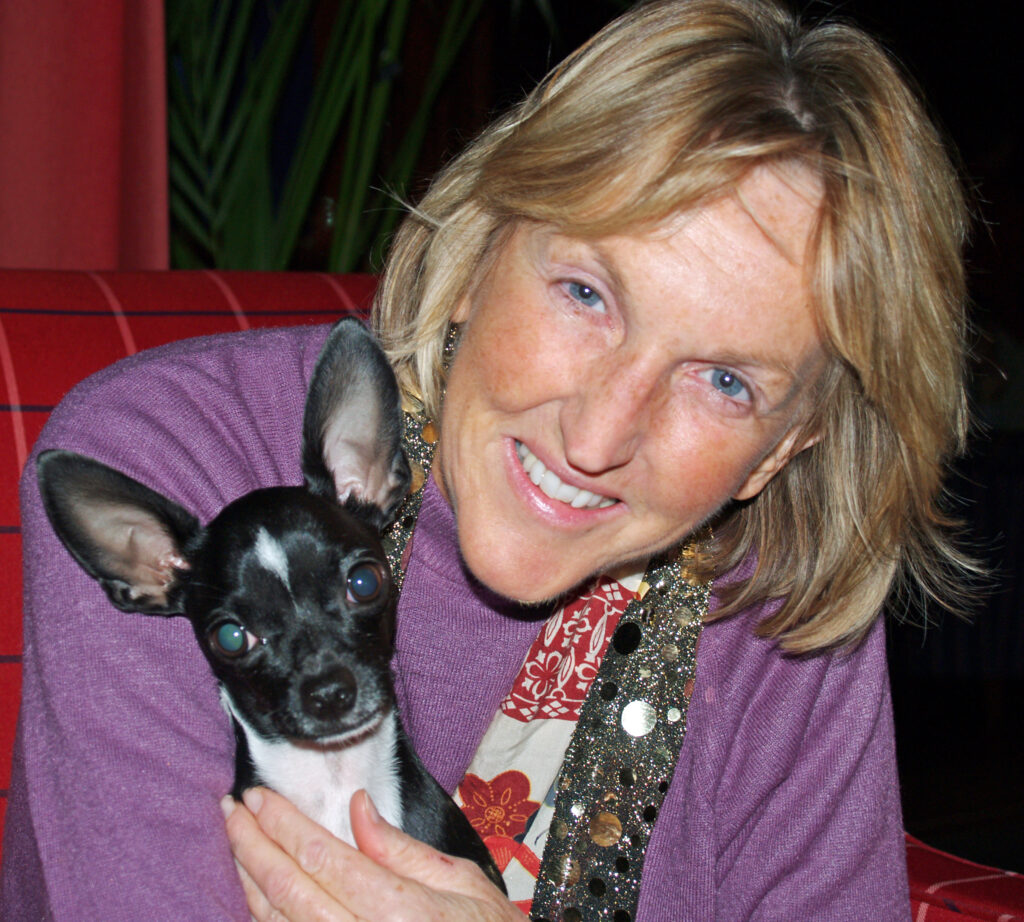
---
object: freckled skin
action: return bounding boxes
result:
[436,165,825,603]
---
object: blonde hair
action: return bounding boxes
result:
[373,0,974,652]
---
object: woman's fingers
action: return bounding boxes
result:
[349,790,500,900]
[348,792,523,920]
[232,852,278,921]
[222,791,356,922]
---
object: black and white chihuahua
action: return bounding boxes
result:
[36,318,503,889]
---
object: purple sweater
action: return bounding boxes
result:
[2,326,910,920]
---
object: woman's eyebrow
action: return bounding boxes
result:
[716,348,821,413]
[583,239,629,295]
[542,232,630,298]
[706,347,799,377]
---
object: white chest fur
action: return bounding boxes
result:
[223,693,404,846]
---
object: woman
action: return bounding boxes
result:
[4,0,970,919]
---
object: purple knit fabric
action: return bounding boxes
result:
[1,327,909,920]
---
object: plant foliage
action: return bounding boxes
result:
[167,0,486,271]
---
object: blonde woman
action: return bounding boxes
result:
[6,1,971,919]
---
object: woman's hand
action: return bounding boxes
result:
[222,787,525,921]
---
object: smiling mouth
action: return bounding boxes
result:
[515,441,618,509]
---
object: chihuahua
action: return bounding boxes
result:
[36,318,503,889]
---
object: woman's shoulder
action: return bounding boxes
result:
[51,324,332,430]
[691,599,890,768]
[702,594,888,687]
[675,603,903,915]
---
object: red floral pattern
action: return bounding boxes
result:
[458,770,541,839]
[501,577,630,722]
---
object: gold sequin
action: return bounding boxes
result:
[589,811,623,846]
[408,462,425,495]
[555,857,582,886]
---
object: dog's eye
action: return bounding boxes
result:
[209,621,258,659]
[347,562,384,603]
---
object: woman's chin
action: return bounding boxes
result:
[459,544,588,606]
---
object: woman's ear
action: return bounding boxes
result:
[732,426,820,501]
[451,292,472,324]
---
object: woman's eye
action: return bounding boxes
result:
[347,562,385,603]
[706,368,750,402]
[566,281,606,313]
[209,621,259,659]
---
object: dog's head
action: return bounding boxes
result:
[37,319,412,742]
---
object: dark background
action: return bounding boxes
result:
[365,0,1024,870]
[843,1,1024,872]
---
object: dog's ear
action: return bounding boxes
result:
[302,318,411,530]
[36,450,200,615]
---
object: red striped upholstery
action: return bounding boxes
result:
[907,835,1024,921]
[1,269,1020,918]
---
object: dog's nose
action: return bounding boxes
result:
[300,666,357,721]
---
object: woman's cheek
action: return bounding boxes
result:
[463,320,574,409]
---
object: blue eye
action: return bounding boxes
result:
[709,369,749,401]
[209,621,254,659]
[347,562,384,603]
[567,281,605,313]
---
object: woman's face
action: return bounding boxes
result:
[436,165,825,602]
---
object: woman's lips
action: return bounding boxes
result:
[515,441,618,510]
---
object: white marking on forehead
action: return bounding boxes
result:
[254,528,290,590]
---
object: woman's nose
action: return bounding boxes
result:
[559,352,659,474]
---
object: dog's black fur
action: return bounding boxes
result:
[36,318,503,890]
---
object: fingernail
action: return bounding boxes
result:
[242,788,264,813]
[363,792,383,825]
[220,795,236,818]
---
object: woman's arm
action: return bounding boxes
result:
[691,611,909,921]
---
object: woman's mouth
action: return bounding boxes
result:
[515,441,617,509]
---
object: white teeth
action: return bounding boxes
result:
[571,489,595,509]
[540,470,562,496]
[515,442,617,510]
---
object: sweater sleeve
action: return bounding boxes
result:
[694,610,909,920]
[2,326,329,922]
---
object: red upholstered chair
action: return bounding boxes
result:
[1,269,1021,918]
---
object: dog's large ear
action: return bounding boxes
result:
[36,450,200,615]
[302,318,411,530]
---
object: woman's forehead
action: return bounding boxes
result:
[503,164,823,282]
[495,160,824,264]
